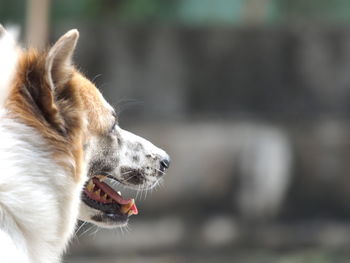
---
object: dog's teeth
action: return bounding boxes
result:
[117,191,121,196]
[102,193,108,200]
[96,175,107,181]
[128,210,136,216]
[95,189,101,196]
[120,199,135,214]
[86,182,94,192]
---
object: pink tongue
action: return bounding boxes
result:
[129,203,138,215]
[92,178,131,205]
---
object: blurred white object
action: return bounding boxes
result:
[202,216,239,246]
[128,122,292,221]
[237,127,292,220]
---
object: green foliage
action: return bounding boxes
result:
[52,0,107,21]
[3,0,350,26]
[0,0,25,25]
[51,0,177,23]
[274,0,350,22]
[118,0,177,21]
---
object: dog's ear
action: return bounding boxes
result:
[23,30,79,135]
[7,29,81,136]
[45,29,79,90]
[40,29,80,134]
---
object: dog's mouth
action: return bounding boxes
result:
[82,175,138,223]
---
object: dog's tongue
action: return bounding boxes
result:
[92,178,138,215]
[120,199,138,215]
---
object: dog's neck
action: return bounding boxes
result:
[0,117,85,263]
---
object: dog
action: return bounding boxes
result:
[0,26,170,263]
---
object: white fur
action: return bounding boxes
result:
[0,116,86,263]
[0,27,169,261]
[79,126,169,228]
[0,28,86,262]
[118,127,168,188]
[0,28,18,107]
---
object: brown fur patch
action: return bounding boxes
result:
[5,49,85,180]
[70,72,114,135]
[6,47,115,181]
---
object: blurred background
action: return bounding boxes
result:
[2,0,350,262]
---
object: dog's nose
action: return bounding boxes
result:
[160,156,171,170]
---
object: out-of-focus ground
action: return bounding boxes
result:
[3,0,350,262]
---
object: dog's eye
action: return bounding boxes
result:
[110,120,118,133]
[110,111,118,133]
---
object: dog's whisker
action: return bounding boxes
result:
[135,185,140,200]
[139,188,143,200]
[121,170,133,175]
[155,168,166,176]
[119,225,126,237]
[143,188,147,200]
[119,174,138,184]
[136,185,141,200]
[124,224,132,235]
[80,224,94,237]
[89,226,99,237]
[75,221,88,236]
[154,180,162,192]
[91,73,102,84]
[155,168,165,173]
[125,224,132,232]
[144,188,148,200]
[138,185,142,200]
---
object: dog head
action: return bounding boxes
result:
[5,29,170,228]
[75,72,171,228]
